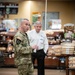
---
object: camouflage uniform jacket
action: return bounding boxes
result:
[13,31,32,66]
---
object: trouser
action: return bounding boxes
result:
[18,63,34,75]
[31,49,45,75]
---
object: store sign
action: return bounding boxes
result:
[48,19,61,29]
[0,5,5,15]
[0,3,18,15]
[2,19,17,32]
[32,12,41,24]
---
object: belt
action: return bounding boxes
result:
[36,49,43,51]
[32,49,43,51]
[32,49,43,53]
[36,49,43,52]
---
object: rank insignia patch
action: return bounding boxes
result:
[16,37,21,45]
[16,39,21,45]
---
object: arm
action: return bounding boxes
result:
[13,36,32,55]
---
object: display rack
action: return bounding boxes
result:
[0,31,16,66]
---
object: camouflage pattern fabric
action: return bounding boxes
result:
[18,64,34,75]
[13,31,33,75]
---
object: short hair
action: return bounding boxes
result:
[20,18,29,27]
[21,18,29,23]
[33,21,42,26]
[23,18,29,21]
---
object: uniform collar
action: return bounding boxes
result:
[19,31,27,36]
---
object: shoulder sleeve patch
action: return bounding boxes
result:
[16,37,22,45]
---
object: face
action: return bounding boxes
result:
[34,24,42,33]
[22,20,30,32]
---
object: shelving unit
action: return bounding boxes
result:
[0,31,16,66]
[45,30,75,73]
[0,30,75,75]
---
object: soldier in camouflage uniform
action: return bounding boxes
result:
[13,19,37,75]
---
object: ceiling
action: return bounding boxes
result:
[0,0,74,3]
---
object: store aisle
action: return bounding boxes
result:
[0,68,71,75]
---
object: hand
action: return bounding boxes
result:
[31,45,38,50]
